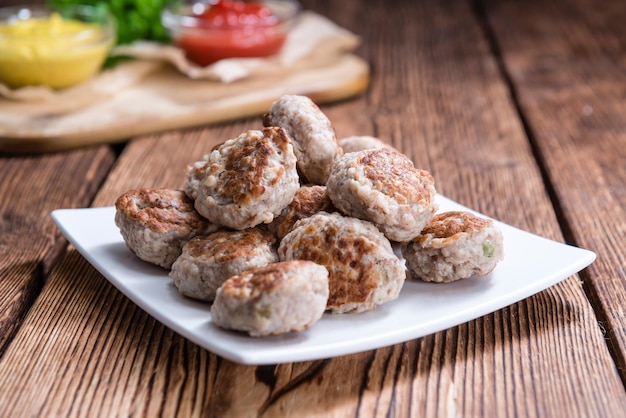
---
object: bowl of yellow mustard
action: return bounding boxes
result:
[0,4,116,89]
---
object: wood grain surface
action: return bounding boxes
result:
[483,0,626,376]
[0,147,115,355]
[1,0,625,417]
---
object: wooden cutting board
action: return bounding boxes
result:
[0,54,369,154]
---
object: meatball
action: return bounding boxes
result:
[326,148,438,242]
[169,228,278,302]
[183,153,209,201]
[278,212,405,314]
[187,127,299,230]
[263,94,342,185]
[114,188,218,269]
[267,185,336,239]
[338,135,392,154]
[401,211,504,283]
[211,260,329,337]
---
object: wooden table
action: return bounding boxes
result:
[1,0,625,416]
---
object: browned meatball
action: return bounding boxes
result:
[267,185,335,239]
[263,94,342,185]
[278,212,405,314]
[327,148,438,242]
[114,188,218,269]
[402,211,504,283]
[170,228,278,301]
[211,260,329,337]
[186,127,299,230]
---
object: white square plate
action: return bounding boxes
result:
[52,196,595,365]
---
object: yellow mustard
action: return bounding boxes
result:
[0,12,114,89]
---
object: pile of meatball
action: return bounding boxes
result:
[115,95,504,337]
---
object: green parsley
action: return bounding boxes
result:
[48,0,173,45]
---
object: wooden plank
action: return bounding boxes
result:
[1,0,624,417]
[0,147,115,355]
[483,0,626,375]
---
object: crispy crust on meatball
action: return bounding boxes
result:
[326,148,438,242]
[401,211,504,283]
[114,188,218,269]
[278,212,405,314]
[169,228,278,301]
[267,185,336,239]
[211,260,329,337]
[263,94,342,185]
[187,127,299,230]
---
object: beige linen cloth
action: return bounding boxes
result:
[0,11,359,104]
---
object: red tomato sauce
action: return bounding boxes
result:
[177,0,287,66]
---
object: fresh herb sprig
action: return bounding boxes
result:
[48,0,173,45]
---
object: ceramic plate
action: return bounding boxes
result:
[51,196,595,365]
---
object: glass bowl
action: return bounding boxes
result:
[162,0,300,66]
[0,4,116,89]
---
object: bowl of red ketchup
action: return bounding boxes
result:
[162,0,300,66]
